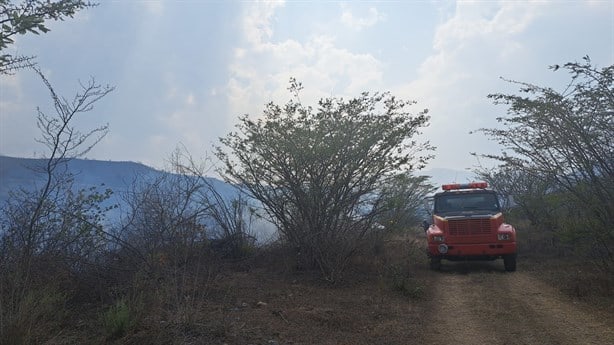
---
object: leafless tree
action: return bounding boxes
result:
[118,157,209,272]
[0,68,113,341]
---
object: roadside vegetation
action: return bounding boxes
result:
[1,1,612,343]
[474,57,614,274]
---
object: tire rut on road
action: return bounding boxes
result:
[419,262,614,345]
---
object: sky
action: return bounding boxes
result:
[1,0,613,175]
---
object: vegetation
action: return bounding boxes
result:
[102,299,135,340]
[376,173,435,233]
[216,79,433,282]
[475,57,614,272]
[1,12,612,338]
[0,68,114,342]
[0,0,96,74]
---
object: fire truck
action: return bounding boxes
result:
[425,182,517,271]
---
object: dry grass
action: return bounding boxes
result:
[2,231,613,344]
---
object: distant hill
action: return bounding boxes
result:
[0,155,281,240]
[1,156,478,203]
[0,155,236,219]
[0,155,162,201]
[0,156,475,240]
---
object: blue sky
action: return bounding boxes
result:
[1,0,612,173]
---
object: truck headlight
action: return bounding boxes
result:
[497,233,511,240]
[438,244,448,254]
[433,235,445,242]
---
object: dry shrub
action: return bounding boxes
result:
[0,288,66,345]
[524,255,614,309]
[102,298,136,340]
[101,249,222,343]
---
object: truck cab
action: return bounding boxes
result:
[425,182,517,271]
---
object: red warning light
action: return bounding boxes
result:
[441,182,488,190]
[442,183,461,190]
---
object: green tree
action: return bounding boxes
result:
[474,165,562,252]
[216,79,432,282]
[376,173,435,233]
[473,165,556,220]
[476,56,614,271]
[0,0,95,74]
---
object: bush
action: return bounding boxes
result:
[102,299,136,340]
[217,80,432,282]
[0,289,66,345]
[385,264,424,299]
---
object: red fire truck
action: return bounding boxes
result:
[425,182,517,271]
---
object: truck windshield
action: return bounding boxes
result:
[434,192,500,214]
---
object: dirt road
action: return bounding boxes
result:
[419,261,614,345]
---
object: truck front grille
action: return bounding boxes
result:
[448,218,493,236]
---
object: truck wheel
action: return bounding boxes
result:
[430,257,441,271]
[503,254,517,272]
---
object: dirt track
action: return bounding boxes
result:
[419,261,614,345]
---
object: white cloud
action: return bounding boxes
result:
[3,0,609,173]
[242,0,286,47]
[228,2,384,118]
[340,4,385,30]
[0,73,39,158]
[394,1,550,170]
[141,0,165,16]
[186,93,195,106]
[432,1,540,54]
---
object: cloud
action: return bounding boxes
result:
[393,2,551,170]
[432,1,540,53]
[151,71,230,164]
[340,4,385,30]
[406,0,612,172]
[242,0,286,47]
[3,0,609,173]
[0,73,39,158]
[227,2,384,118]
[140,0,165,16]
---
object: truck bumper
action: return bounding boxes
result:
[428,242,516,258]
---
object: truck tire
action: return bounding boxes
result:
[503,254,517,272]
[430,257,441,271]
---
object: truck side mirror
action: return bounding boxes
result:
[422,197,433,216]
[422,220,430,231]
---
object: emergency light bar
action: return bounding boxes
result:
[441,182,488,191]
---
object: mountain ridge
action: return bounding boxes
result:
[0,155,477,201]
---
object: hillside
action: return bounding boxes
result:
[0,156,475,201]
[0,155,278,240]
[0,156,157,200]
[0,155,473,240]
[0,155,238,206]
